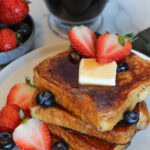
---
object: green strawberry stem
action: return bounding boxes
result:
[23,0,31,4]
[124,33,134,39]
[15,32,23,47]
[19,109,25,120]
[22,117,30,124]
[118,35,125,46]
[118,33,134,46]
[25,77,36,88]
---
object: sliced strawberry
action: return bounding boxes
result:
[13,118,51,150]
[96,33,132,64]
[7,80,36,112]
[0,104,27,132]
[69,26,96,58]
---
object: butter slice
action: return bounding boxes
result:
[79,59,117,86]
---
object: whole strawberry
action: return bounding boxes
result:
[0,28,17,52]
[0,104,27,132]
[0,0,29,25]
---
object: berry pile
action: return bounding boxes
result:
[0,0,31,52]
[69,26,133,64]
[0,77,69,150]
[0,78,52,150]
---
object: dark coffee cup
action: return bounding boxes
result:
[44,0,107,38]
[44,0,107,22]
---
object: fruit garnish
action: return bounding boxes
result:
[52,141,68,150]
[117,62,129,72]
[0,0,29,25]
[0,132,15,150]
[124,111,139,125]
[0,104,27,132]
[69,25,96,58]
[17,23,32,43]
[13,118,51,150]
[25,77,36,88]
[69,51,83,63]
[36,91,55,107]
[118,33,134,46]
[0,28,17,52]
[96,33,132,64]
[7,78,36,112]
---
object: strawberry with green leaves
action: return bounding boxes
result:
[13,118,51,150]
[0,0,29,25]
[96,33,133,64]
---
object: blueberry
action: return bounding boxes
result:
[17,23,32,42]
[0,23,9,30]
[36,91,55,107]
[52,141,68,150]
[117,62,129,72]
[0,132,15,150]
[124,111,139,124]
[94,32,101,38]
[69,51,82,63]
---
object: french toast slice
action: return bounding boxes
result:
[33,50,150,131]
[31,100,149,144]
[48,124,128,150]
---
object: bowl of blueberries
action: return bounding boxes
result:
[0,15,35,65]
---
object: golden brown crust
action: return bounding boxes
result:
[31,101,149,145]
[33,50,150,131]
[48,124,127,150]
[137,102,150,129]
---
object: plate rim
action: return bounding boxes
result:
[0,42,69,80]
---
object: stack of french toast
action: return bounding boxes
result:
[30,27,150,150]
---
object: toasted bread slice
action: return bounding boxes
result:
[48,124,128,150]
[33,50,150,131]
[31,100,149,144]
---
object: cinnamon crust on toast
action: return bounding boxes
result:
[31,100,149,145]
[48,124,128,150]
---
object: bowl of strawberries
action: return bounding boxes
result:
[0,0,35,65]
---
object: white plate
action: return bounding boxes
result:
[0,43,150,150]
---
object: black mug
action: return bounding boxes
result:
[44,0,107,38]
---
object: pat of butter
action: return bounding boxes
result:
[79,59,117,86]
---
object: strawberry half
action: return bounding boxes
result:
[96,33,132,64]
[13,118,51,150]
[0,0,29,25]
[7,78,36,112]
[0,104,27,132]
[69,26,96,58]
